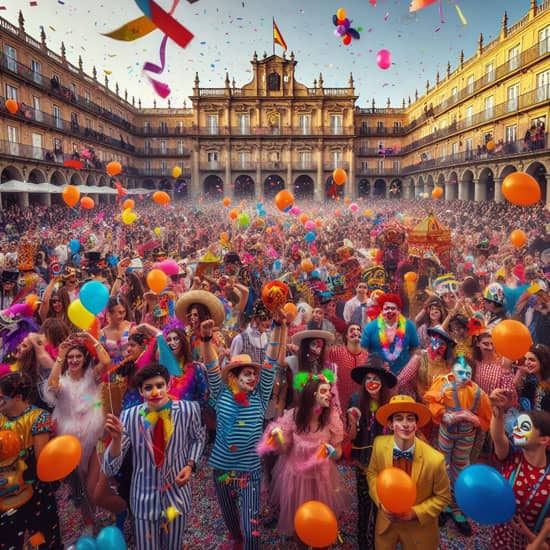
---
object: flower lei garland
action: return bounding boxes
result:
[377,314,406,362]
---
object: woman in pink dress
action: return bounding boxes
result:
[260,370,348,538]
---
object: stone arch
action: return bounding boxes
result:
[461,169,475,201]
[358,178,371,197]
[389,178,402,199]
[478,167,495,201]
[0,165,23,183]
[526,161,548,204]
[417,176,425,196]
[86,174,97,186]
[263,174,285,197]
[50,170,66,186]
[373,179,387,198]
[426,174,435,192]
[235,174,255,199]
[325,176,344,199]
[159,179,173,191]
[97,176,108,187]
[204,174,224,196]
[70,172,83,186]
[28,168,46,184]
[294,175,314,200]
[498,164,519,181]
[143,179,156,190]
[174,177,189,200]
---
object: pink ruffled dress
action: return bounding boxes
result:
[267,407,349,537]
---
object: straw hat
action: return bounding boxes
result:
[291,329,335,346]
[376,395,432,427]
[221,354,262,383]
[174,290,226,327]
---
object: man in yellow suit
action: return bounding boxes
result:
[367,395,451,550]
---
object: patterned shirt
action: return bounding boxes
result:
[327,346,369,412]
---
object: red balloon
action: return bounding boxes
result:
[342,33,352,46]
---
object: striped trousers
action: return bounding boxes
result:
[213,468,262,550]
[134,514,187,550]
[438,423,476,485]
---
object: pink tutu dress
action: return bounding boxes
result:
[267,407,349,536]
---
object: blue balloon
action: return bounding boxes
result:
[80,280,109,315]
[304,231,316,243]
[96,526,127,550]
[311,269,320,279]
[273,259,282,272]
[69,239,81,254]
[75,537,97,550]
[455,464,516,525]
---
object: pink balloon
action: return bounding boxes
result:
[350,203,359,212]
[304,220,315,230]
[155,259,179,276]
[376,49,392,70]
[289,206,301,215]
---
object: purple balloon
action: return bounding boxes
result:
[376,49,392,70]
[336,24,347,36]
[343,18,351,29]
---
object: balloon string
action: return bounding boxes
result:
[439,0,444,24]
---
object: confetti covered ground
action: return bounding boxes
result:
[58,456,493,549]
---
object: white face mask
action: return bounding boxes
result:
[166,332,182,352]
[513,414,533,447]
[315,383,332,408]
[452,361,472,386]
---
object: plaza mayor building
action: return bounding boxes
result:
[0,0,549,207]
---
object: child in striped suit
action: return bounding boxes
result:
[103,363,206,550]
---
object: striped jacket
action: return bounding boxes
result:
[207,363,275,472]
[103,400,206,520]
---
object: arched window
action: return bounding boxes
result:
[268,72,281,91]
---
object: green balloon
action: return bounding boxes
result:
[238,212,250,227]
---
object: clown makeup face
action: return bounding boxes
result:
[166,331,182,354]
[364,373,382,396]
[232,366,260,394]
[66,348,86,376]
[346,324,362,343]
[388,412,417,446]
[309,338,325,357]
[513,414,534,447]
[382,302,399,324]
[441,292,457,310]
[427,335,447,361]
[452,361,472,386]
[188,307,200,330]
[139,375,169,409]
[428,305,443,323]
[315,382,332,408]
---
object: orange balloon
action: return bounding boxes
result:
[492,320,533,360]
[153,191,170,205]
[334,209,341,217]
[220,231,229,242]
[283,302,298,322]
[5,98,18,114]
[502,172,541,206]
[299,213,309,224]
[123,198,135,210]
[510,229,527,249]
[487,140,495,152]
[62,185,80,208]
[294,500,338,548]
[229,208,239,220]
[404,271,418,282]
[344,197,351,205]
[431,186,443,199]
[146,268,168,294]
[37,435,82,482]
[315,218,322,228]
[106,161,122,176]
[80,197,95,210]
[301,259,314,273]
[274,190,294,212]
[377,467,417,514]
[333,168,347,186]
[223,197,231,207]
[0,430,22,462]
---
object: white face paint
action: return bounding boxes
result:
[452,361,472,386]
[513,413,533,447]
[315,383,332,408]
[166,331,182,353]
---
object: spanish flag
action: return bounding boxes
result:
[273,19,287,51]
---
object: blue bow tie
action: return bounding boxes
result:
[393,449,413,461]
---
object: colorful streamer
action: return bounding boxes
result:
[455,4,467,26]
[102,15,157,41]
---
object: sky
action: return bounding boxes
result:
[0,0,535,109]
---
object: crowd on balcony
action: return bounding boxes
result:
[0,194,548,549]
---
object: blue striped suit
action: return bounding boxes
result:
[103,400,206,550]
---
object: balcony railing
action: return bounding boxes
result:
[136,147,190,157]
[356,167,401,176]
[323,162,350,171]
[399,86,550,155]
[400,133,549,175]
[293,162,316,171]
[137,126,192,136]
[199,161,224,171]
[232,162,257,170]
[357,126,406,136]
[138,168,191,178]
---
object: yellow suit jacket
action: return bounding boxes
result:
[367,435,451,546]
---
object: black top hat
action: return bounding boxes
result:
[1,271,19,283]
[224,252,242,265]
[351,353,398,388]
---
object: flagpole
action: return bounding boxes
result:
[272,17,275,56]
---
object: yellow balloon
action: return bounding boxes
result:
[68,300,95,330]
[122,208,137,225]
[154,227,161,236]
[172,166,182,178]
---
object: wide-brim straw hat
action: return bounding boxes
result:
[175,290,226,327]
[351,354,397,388]
[221,353,263,383]
[376,394,432,428]
[291,329,335,346]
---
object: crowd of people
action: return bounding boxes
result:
[0,194,549,550]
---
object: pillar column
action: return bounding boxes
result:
[445,181,455,200]
[494,178,503,203]
[225,145,232,199]
[191,148,200,198]
[474,179,486,201]
[348,145,356,199]
[20,192,29,207]
[286,145,292,192]
[255,150,262,201]
[315,147,323,202]
[458,180,466,200]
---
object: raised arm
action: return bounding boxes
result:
[489,388,512,461]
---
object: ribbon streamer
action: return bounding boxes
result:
[455,4,467,26]
[102,15,157,41]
